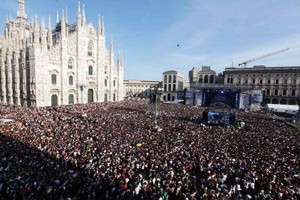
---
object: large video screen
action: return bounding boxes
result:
[207,111,230,125]
[252,94,263,103]
[203,89,239,108]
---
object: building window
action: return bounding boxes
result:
[168,75,172,83]
[105,79,108,86]
[266,89,270,95]
[68,58,73,69]
[252,79,255,84]
[88,40,93,56]
[274,89,278,96]
[113,93,116,101]
[199,75,203,83]
[113,80,116,87]
[173,84,176,91]
[204,75,209,83]
[282,90,287,96]
[104,93,108,101]
[173,75,176,83]
[209,75,214,83]
[292,90,296,96]
[267,79,271,84]
[51,74,57,85]
[88,66,93,75]
[168,84,172,91]
[69,76,73,85]
[68,94,74,104]
[164,84,167,91]
[260,79,263,84]
[164,75,167,83]
[275,79,279,84]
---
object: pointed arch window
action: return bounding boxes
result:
[88,65,93,75]
[88,40,93,56]
[68,58,73,69]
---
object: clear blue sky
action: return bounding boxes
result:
[1,0,300,81]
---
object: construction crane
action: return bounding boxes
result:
[238,47,289,68]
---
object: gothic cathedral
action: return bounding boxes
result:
[0,0,124,107]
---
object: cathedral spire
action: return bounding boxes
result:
[117,51,123,67]
[110,36,114,52]
[41,17,47,45]
[77,1,81,26]
[98,14,101,30]
[97,14,102,35]
[41,17,45,31]
[78,0,81,15]
[61,9,66,36]
[101,16,105,36]
[34,15,39,43]
[48,15,53,47]
[56,11,59,23]
[110,36,114,64]
[65,6,68,24]
[62,9,65,23]
[17,0,27,19]
[34,15,38,31]
[82,3,86,26]
[48,14,52,30]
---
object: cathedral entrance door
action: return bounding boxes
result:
[88,89,94,103]
[68,94,74,104]
[51,95,58,106]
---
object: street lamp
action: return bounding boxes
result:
[153,87,163,129]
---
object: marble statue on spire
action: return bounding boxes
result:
[17,0,27,19]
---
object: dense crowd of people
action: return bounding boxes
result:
[0,100,299,199]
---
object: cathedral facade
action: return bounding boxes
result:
[0,0,124,107]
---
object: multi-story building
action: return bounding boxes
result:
[223,65,300,105]
[189,66,217,84]
[0,0,124,107]
[162,70,189,101]
[123,80,160,98]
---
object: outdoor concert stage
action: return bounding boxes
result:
[185,87,260,109]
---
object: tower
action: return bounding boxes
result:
[17,0,27,20]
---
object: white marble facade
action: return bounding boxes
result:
[0,0,124,107]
